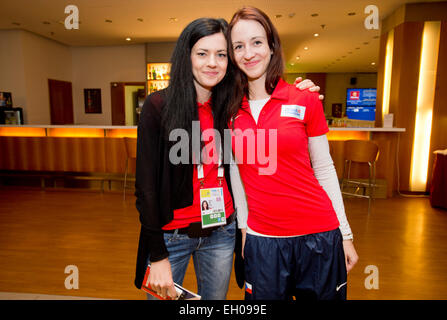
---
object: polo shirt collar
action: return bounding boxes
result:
[241,78,290,110]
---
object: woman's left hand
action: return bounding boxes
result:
[342,240,359,273]
[294,77,324,100]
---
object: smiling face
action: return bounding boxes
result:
[190,32,228,95]
[230,19,272,82]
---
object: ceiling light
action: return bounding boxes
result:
[296,56,300,60]
[314,33,319,37]
[288,13,295,18]
[168,17,178,22]
[275,14,282,19]
[371,62,376,65]
[364,42,369,45]
[348,12,356,16]
[311,13,319,17]
[137,18,144,22]
[304,46,309,50]
[126,37,131,41]
[105,19,112,23]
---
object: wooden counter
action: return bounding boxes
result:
[0,125,405,196]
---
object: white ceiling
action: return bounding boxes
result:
[0,0,441,73]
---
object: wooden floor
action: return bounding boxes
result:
[0,186,447,300]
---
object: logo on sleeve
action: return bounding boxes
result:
[280,105,306,120]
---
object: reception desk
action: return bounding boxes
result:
[0,125,405,196]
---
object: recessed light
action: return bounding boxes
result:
[304,46,309,50]
[105,19,112,23]
[348,12,356,16]
[314,33,319,37]
[311,13,319,17]
[296,56,300,60]
[348,51,353,54]
[168,17,178,22]
[364,42,369,45]
[290,62,295,66]
[275,14,282,19]
[126,37,131,41]
[355,47,360,50]
[371,62,376,65]
[137,18,144,22]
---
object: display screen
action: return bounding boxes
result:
[346,88,376,106]
[346,88,376,121]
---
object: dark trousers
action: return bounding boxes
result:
[244,228,347,300]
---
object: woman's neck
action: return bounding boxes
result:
[248,74,270,100]
[194,80,212,104]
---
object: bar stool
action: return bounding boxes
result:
[340,139,379,214]
[123,137,137,200]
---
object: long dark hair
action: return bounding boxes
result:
[162,18,236,158]
[226,7,285,125]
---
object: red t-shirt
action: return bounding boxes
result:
[163,99,234,230]
[230,78,339,236]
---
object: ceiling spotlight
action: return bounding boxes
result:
[275,14,282,19]
[304,46,309,50]
[371,62,376,65]
[126,37,131,41]
[105,19,112,23]
[348,12,356,16]
[137,18,144,22]
[296,56,300,60]
[314,33,319,37]
[290,62,295,66]
[311,13,319,17]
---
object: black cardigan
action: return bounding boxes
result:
[133,90,241,289]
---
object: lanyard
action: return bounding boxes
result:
[197,147,224,187]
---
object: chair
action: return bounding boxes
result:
[123,137,137,200]
[340,140,379,214]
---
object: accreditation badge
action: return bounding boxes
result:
[199,187,226,229]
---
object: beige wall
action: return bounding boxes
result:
[0,30,28,121]
[21,31,72,124]
[71,45,146,125]
[0,30,146,125]
[0,30,72,124]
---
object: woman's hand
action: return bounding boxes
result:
[294,77,324,100]
[148,258,178,299]
[241,228,247,259]
[342,240,359,273]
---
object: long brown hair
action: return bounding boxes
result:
[226,7,285,125]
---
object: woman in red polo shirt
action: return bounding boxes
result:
[227,7,359,300]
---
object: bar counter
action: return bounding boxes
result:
[0,125,405,196]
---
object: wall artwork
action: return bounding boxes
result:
[84,88,102,113]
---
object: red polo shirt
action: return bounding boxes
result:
[231,78,339,236]
[163,99,234,230]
